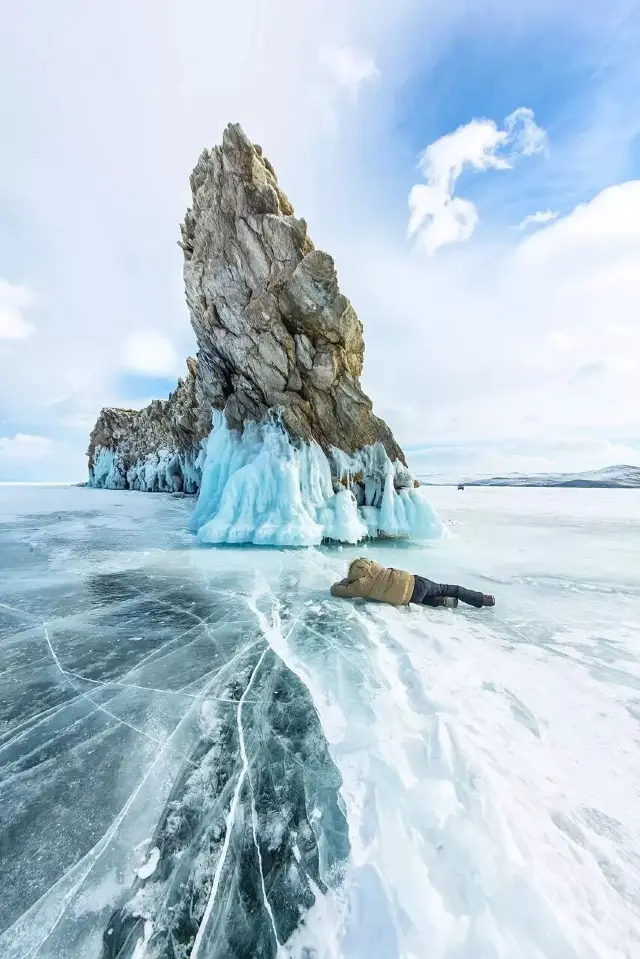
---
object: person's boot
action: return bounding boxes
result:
[482,595,496,607]
[434,596,458,608]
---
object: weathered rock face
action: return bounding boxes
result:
[88,122,406,494]
[87,357,206,492]
[179,123,403,462]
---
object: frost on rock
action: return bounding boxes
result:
[190,413,441,546]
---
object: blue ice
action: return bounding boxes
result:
[190,413,442,547]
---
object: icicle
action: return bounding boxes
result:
[190,416,441,547]
[88,416,442,547]
[88,446,203,494]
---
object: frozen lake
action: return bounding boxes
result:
[1,484,639,958]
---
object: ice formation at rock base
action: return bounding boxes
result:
[89,414,442,547]
[89,445,202,495]
[86,124,420,547]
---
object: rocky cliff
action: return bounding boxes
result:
[179,124,404,462]
[87,357,206,492]
[88,123,407,496]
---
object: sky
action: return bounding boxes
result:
[1,0,640,482]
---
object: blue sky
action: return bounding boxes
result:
[1,0,640,481]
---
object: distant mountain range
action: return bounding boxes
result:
[420,465,640,488]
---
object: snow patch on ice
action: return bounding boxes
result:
[136,847,160,880]
[131,919,153,959]
[190,413,441,546]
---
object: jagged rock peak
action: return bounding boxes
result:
[179,122,404,462]
[87,122,409,497]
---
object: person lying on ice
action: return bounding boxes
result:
[330,558,495,609]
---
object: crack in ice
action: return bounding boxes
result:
[117,581,215,628]
[0,694,88,753]
[43,621,262,702]
[0,601,39,622]
[43,623,203,770]
[243,695,281,954]
[11,657,229,958]
[1,634,264,767]
[190,643,270,959]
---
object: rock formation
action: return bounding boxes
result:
[179,124,403,461]
[88,123,406,495]
[85,124,442,546]
[87,358,205,492]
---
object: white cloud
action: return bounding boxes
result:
[121,331,181,378]
[1,0,638,483]
[57,412,101,430]
[408,107,548,255]
[0,0,420,478]
[503,106,548,157]
[518,209,559,230]
[408,438,640,482]
[0,433,54,460]
[352,178,640,474]
[0,280,36,339]
[319,45,380,100]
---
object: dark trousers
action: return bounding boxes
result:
[411,574,484,608]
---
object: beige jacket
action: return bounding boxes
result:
[330,557,414,606]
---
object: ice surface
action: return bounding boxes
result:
[1,484,640,957]
[190,413,441,546]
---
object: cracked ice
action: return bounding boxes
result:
[1,484,640,958]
